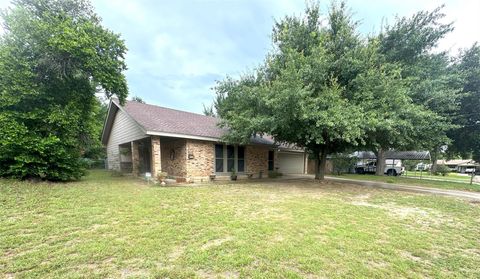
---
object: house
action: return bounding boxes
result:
[436,159,478,173]
[101,99,307,182]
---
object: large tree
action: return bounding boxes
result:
[0,0,128,180]
[448,44,480,161]
[215,3,369,180]
[352,40,440,175]
[378,6,461,172]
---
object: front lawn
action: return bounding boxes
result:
[331,173,480,192]
[1,170,480,278]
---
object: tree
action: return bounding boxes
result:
[378,6,461,172]
[202,103,215,117]
[0,0,128,181]
[82,98,108,160]
[131,96,145,103]
[215,2,368,180]
[448,44,480,161]
[331,153,357,175]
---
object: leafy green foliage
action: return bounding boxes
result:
[131,96,145,103]
[448,44,480,161]
[0,0,128,181]
[215,3,368,180]
[214,2,459,180]
[434,164,451,176]
[330,154,357,175]
[378,6,462,170]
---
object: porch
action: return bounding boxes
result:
[119,136,187,178]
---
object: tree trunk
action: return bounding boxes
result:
[314,152,320,180]
[430,148,438,174]
[314,146,328,180]
[375,148,385,176]
[318,148,327,180]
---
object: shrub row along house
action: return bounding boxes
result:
[101,100,307,182]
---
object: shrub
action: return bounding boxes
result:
[157,172,168,181]
[435,164,450,176]
[268,171,283,178]
[331,154,357,175]
[110,170,124,177]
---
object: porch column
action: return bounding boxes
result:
[151,136,162,176]
[131,141,140,176]
[304,153,308,174]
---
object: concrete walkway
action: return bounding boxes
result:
[282,174,480,201]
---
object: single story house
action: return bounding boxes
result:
[101,99,307,182]
[436,159,478,173]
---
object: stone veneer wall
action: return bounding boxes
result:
[185,140,215,179]
[246,145,269,178]
[161,138,187,177]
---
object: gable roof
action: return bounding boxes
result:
[101,99,276,146]
[436,159,477,166]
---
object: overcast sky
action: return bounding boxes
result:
[0,0,479,113]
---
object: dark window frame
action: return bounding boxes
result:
[214,144,246,174]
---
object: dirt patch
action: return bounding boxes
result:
[196,269,239,279]
[168,245,185,261]
[350,194,451,227]
[400,251,422,262]
[120,268,149,278]
[201,236,234,250]
[279,262,319,279]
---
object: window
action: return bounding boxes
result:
[238,146,245,172]
[215,145,246,173]
[227,145,235,172]
[215,144,224,172]
[268,150,274,171]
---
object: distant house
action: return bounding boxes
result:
[101,99,307,182]
[436,159,478,173]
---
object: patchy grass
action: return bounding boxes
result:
[1,170,480,278]
[404,171,473,182]
[333,173,480,192]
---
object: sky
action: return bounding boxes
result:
[0,0,479,113]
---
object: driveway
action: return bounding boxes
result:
[281,174,480,201]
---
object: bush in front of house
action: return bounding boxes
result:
[268,171,283,178]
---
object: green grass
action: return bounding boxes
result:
[332,173,480,192]
[1,170,480,278]
[404,171,473,182]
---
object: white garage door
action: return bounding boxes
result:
[277,152,304,174]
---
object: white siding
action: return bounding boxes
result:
[106,109,146,170]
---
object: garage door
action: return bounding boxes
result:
[277,152,304,174]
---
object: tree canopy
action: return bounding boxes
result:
[213,1,468,179]
[448,44,480,161]
[0,0,128,180]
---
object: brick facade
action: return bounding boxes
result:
[161,138,187,177]
[146,137,275,182]
[151,136,162,176]
[246,145,269,178]
[185,140,215,180]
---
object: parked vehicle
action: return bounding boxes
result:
[465,168,476,174]
[355,159,405,176]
